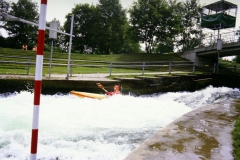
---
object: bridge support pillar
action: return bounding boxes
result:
[180,51,214,65]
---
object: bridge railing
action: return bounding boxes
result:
[201,30,239,48]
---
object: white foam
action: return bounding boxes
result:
[0,86,239,159]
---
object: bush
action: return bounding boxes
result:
[235,55,240,63]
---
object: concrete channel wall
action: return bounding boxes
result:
[0,73,239,95]
[124,99,240,160]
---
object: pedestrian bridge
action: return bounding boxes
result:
[181,41,240,64]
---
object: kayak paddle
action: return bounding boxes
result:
[96,83,108,93]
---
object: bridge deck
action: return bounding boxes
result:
[184,42,240,58]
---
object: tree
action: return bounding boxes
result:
[64,0,135,54]
[64,4,98,53]
[122,21,141,53]
[0,35,8,47]
[3,0,39,49]
[154,37,174,54]
[235,55,240,63]
[0,0,10,48]
[96,0,128,54]
[174,0,202,52]
[129,0,181,54]
[0,0,10,22]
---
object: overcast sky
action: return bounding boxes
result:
[8,0,134,25]
[6,0,239,26]
[2,0,240,36]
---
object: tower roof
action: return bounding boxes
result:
[203,0,237,13]
[201,0,237,30]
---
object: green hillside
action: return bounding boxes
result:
[0,47,215,75]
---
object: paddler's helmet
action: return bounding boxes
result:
[114,85,119,90]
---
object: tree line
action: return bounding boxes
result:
[0,0,202,54]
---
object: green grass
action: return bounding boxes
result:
[0,47,237,76]
[0,47,185,61]
[0,47,211,75]
[232,117,240,160]
[219,60,240,71]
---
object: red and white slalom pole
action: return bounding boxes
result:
[30,0,47,159]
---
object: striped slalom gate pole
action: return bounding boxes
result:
[30,0,47,160]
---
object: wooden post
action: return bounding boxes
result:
[169,61,172,74]
[27,57,30,75]
[142,62,145,75]
[109,62,112,76]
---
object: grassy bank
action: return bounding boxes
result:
[0,47,185,61]
[232,116,240,159]
[0,47,213,76]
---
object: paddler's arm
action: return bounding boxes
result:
[106,91,113,96]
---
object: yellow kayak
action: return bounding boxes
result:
[70,91,106,100]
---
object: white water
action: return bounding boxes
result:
[0,86,239,160]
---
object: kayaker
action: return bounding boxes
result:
[106,85,121,96]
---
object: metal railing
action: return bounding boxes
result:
[0,55,213,77]
[200,29,239,48]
